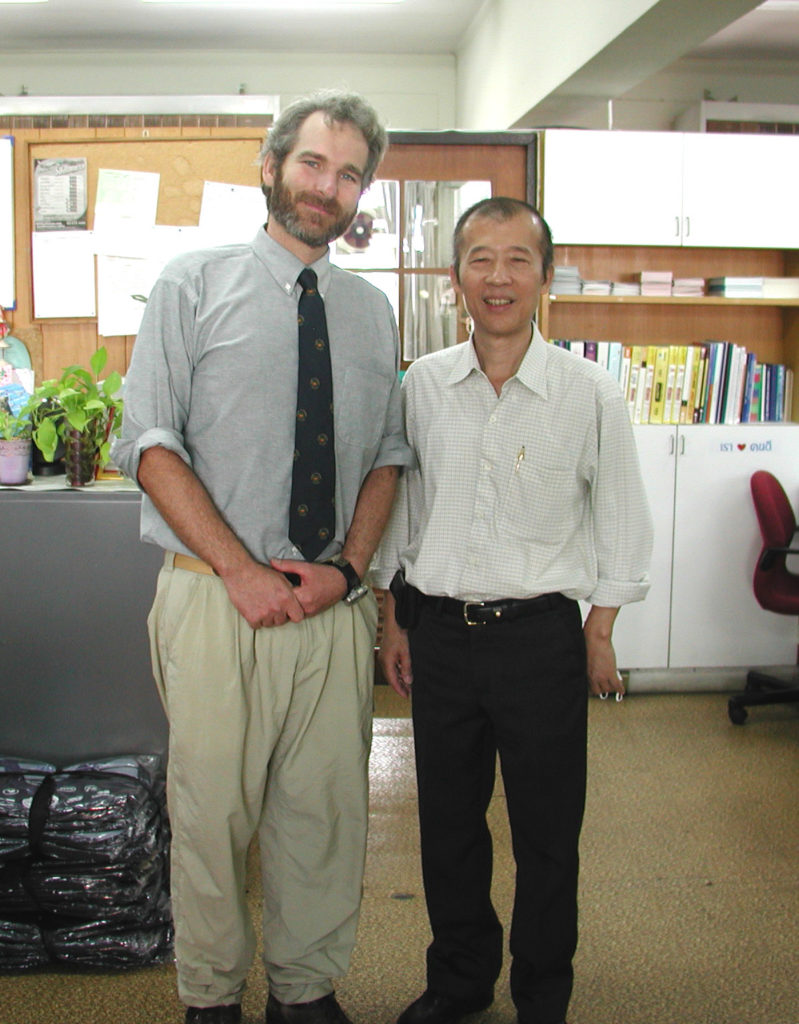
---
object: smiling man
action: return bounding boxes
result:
[373,197,653,1024]
[113,91,412,1024]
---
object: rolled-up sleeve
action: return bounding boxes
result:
[111,270,196,485]
[371,467,415,588]
[587,384,653,608]
[370,349,414,475]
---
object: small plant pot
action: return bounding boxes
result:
[31,442,66,476]
[63,428,99,487]
[0,438,32,485]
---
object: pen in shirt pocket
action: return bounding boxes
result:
[514,445,525,473]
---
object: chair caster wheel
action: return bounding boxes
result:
[728,701,748,725]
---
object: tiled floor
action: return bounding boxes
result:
[2,690,798,1024]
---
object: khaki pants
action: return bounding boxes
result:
[148,555,377,1009]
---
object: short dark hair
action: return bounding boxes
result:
[452,197,554,283]
[260,89,388,204]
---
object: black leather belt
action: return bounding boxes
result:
[419,590,567,626]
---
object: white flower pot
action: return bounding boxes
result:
[0,438,32,485]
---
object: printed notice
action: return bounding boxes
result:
[34,158,88,231]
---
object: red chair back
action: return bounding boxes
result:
[750,470,799,615]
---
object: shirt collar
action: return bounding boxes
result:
[446,322,550,399]
[251,224,333,298]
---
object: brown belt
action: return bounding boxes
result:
[172,553,216,576]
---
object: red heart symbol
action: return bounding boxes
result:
[737,444,746,451]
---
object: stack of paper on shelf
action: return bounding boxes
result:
[611,281,641,296]
[640,270,673,295]
[550,265,582,295]
[762,277,799,298]
[672,277,705,296]
[707,276,764,297]
[581,279,612,295]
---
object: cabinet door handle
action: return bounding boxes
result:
[679,434,686,456]
[675,216,680,237]
[669,433,675,455]
[684,216,690,238]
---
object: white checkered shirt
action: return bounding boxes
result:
[372,326,653,606]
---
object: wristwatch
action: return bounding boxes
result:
[328,556,371,605]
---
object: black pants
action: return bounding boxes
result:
[408,594,588,1024]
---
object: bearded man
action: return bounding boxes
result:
[113,91,411,1024]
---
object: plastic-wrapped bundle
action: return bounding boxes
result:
[45,894,174,969]
[0,759,57,860]
[0,755,167,866]
[0,907,174,970]
[0,916,50,969]
[1,851,168,921]
[38,755,166,866]
[0,754,172,969]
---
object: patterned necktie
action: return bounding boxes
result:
[289,267,335,561]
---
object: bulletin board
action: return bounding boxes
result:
[1,136,14,310]
[10,127,266,380]
[27,135,266,229]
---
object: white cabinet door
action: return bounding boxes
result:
[681,133,799,249]
[669,424,799,668]
[612,427,676,670]
[542,129,684,246]
[544,129,799,249]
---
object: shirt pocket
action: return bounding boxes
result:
[335,367,391,449]
[498,458,577,541]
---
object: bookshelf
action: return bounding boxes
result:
[538,245,799,420]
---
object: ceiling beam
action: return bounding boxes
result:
[512,0,763,127]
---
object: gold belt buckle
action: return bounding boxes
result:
[463,601,486,626]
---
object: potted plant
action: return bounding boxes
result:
[28,347,123,487]
[0,400,33,486]
[27,395,66,476]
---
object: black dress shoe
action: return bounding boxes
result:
[185,1006,242,1024]
[396,990,493,1024]
[266,993,353,1024]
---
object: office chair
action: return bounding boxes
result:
[728,470,799,724]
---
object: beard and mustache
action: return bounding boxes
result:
[267,165,357,248]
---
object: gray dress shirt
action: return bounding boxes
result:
[113,226,412,562]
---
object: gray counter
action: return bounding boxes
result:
[0,483,167,764]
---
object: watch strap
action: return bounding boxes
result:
[328,557,361,595]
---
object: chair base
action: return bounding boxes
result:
[728,670,799,725]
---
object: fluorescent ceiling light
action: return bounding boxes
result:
[142,0,404,4]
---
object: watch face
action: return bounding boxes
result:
[343,582,370,605]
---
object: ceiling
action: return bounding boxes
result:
[0,0,486,54]
[689,0,799,61]
[0,0,797,60]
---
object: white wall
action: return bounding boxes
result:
[455,0,659,129]
[0,50,457,131]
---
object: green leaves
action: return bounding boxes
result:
[27,346,124,466]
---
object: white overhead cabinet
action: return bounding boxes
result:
[542,130,684,246]
[680,132,799,249]
[542,129,799,249]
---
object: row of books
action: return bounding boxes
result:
[549,339,794,425]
